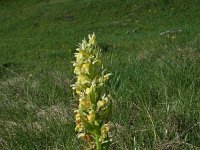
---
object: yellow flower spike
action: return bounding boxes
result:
[72,34,112,149]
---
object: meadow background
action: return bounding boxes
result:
[0,0,200,149]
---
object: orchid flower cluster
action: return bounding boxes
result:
[71,33,112,150]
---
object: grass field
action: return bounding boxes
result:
[0,0,200,149]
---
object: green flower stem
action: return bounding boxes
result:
[95,133,102,150]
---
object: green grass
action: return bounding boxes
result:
[0,0,200,149]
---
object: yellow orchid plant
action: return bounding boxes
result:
[71,33,112,150]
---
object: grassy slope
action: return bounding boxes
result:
[0,0,200,149]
